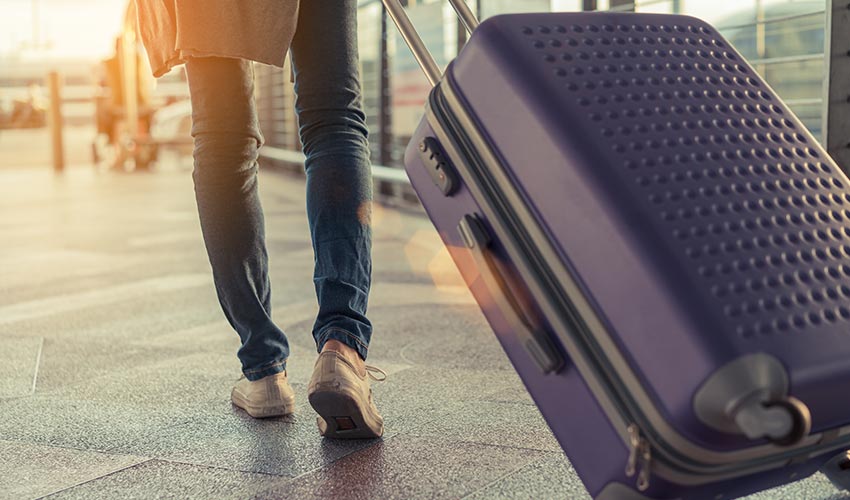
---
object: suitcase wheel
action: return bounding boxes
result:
[761,397,812,447]
[695,355,810,446]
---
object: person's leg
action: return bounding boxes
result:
[185,57,290,381]
[290,0,374,363]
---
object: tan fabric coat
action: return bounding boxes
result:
[134,0,300,77]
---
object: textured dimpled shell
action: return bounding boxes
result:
[521,19,850,342]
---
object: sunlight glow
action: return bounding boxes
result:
[1,0,127,60]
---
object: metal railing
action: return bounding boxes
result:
[715,9,825,32]
[606,0,669,13]
[747,53,825,67]
[598,1,825,29]
[253,0,836,191]
[259,146,411,185]
[785,98,824,107]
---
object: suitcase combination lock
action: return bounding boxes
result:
[419,137,459,196]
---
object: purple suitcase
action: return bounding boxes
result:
[384,2,850,498]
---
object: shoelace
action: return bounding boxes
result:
[236,370,287,382]
[366,365,388,382]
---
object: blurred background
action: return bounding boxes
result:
[0,0,832,187]
[2,3,848,498]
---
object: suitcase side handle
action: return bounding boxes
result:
[382,0,479,87]
[458,214,565,374]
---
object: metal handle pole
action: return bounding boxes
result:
[382,0,480,87]
[382,0,443,86]
[448,0,480,34]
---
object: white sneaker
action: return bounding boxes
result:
[307,351,386,439]
[231,371,296,418]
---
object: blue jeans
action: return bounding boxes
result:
[185,0,373,381]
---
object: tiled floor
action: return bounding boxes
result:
[0,166,847,499]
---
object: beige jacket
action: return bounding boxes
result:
[134,0,300,77]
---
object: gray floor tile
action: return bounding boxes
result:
[408,400,562,453]
[375,304,512,371]
[33,336,210,395]
[0,396,196,452]
[107,402,377,477]
[282,303,511,372]
[43,460,291,500]
[368,282,477,310]
[254,434,549,500]
[0,440,145,500]
[0,336,42,398]
[477,383,536,406]
[4,287,224,344]
[135,320,244,351]
[368,366,526,436]
[465,454,850,500]
[741,472,848,500]
[43,351,242,406]
[463,454,850,500]
[0,250,150,305]
[462,453,590,500]
[0,274,212,328]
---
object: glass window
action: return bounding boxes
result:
[358,2,383,161]
[476,0,827,138]
[714,1,826,138]
[480,0,554,18]
[362,0,828,168]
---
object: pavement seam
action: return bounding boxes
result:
[252,433,555,499]
[455,452,566,500]
[0,274,213,326]
[245,431,409,498]
[268,406,540,481]
[29,349,236,399]
[412,435,561,454]
[153,457,300,479]
[282,431,403,482]
[398,339,421,366]
[28,336,45,396]
[102,416,198,455]
[403,399,562,453]
[29,455,153,500]
[0,437,137,456]
[0,336,44,399]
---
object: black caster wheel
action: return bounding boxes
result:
[764,397,811,447]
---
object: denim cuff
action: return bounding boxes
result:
[243,358,287,381]
[316,327,369,361]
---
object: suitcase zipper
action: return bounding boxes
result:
[626,424,653,492]
[426,82,674,480]
[428,84,708,483]
[426,76,850,486]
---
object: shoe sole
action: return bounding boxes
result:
[231,391,295,419]
[308,387,383,439]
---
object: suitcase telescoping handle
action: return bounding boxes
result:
[459,215,565,374]
[381,0,479,86]
[385,1,564,374]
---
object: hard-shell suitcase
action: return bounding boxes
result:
[383,1,850,498]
